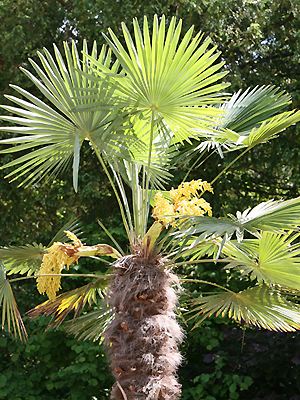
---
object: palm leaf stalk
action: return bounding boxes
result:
[1,15,300,400]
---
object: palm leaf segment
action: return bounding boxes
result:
[104,15,228,144]
[28,277,110,328]
[179,205,300,332]
[190,285,300,332]
[224,231,300,291]
[64,307,113,343]
[0,264,27,340]
[0,218,82,277]
[88,14,228,188]
[178,196,300,242]
[0,41,128,191]
[210,85,300,149]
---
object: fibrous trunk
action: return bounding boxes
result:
[104,255,183,400]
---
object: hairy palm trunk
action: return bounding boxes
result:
[104,254,183,400]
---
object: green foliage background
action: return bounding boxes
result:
[0,0,299,399]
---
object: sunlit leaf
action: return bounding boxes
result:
[177,196,300,244]
[100,14,229,145]
[223,232,300,290]
[0,41,126,191]
[0,243,45,276]
[190,285,300,332]
[28,277,109,327]
[221,85,291,134]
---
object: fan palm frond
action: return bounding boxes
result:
[194,86,299,153]
[0,41,126,191]
[0,265,27,340]
[221,85,291,134]
[245,110,300,147]
[0,218,83,276]
[189,285,300,332]
[100,14,228,144]
[177,196,300,243]
[28,277,109,327]
[64,306,113,343]
[224,232,300,290]
[0,243,45,276]
[49,217,83,246]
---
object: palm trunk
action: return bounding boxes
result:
[104,254,183,400]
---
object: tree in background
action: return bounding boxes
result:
[0,15,300,400]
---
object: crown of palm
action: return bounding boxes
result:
[0,15,300,340]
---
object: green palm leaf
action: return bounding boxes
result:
[0,243,45,276]
[64,306,113,343]
[0,264,27,340]
[178,196,300,242]
[0,218,83,276]
[221,85,291,134]
[115,117,177,188]
[48,217,83,246]
[0,41,125,191]
[198,86,299,152]
[102,14,228,144]
[224,232,300,290]
[189,285,300,332]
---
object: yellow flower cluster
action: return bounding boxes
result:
[37,232,81,300]
[152,179,213,227]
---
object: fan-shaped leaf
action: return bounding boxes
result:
[197,86,299,152]
[101,15,228,144]
[28,277,109,327]
[190,285,300,332]
[0,265,27,340]
[0,243,46,276]
[221,85,291,134]
[49,217,83,246]
[177,196,300,245]
[64,306,113,343]
[224,232,300,290]
[0,41,126,191]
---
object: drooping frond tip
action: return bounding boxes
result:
[28,278,109,328]
[0,266,27,341]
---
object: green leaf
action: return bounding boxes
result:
[64,306,113,343]
[178,196,300,243]
[235,196,300,232]
[48,217,83,246]
[0,243,46,276]
[190,285,300,332]
[0,219,83,276]
[198,86,299,152]
[72,131,81,193]
[0,265,27,340]
[0,41,124,190]
[221,85,291,135]
[245,110,300,147]
[223,232,300,290]
[102,15,228,144]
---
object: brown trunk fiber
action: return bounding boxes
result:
[104,255,183,400]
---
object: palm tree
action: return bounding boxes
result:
[0,15,300,400]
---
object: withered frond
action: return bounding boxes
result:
[28,276,109,328]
